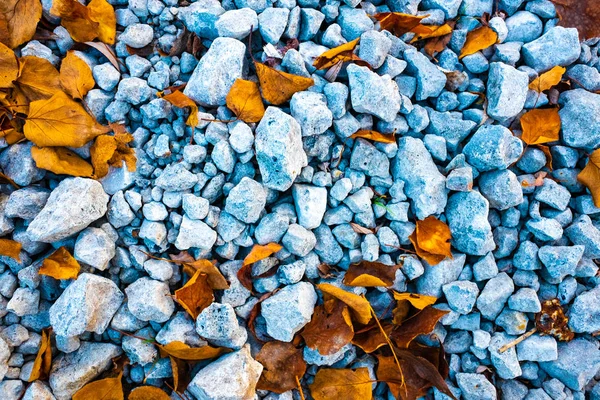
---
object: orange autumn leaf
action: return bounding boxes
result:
[225,79,265,123]
[410,23,454,43]
[31,146,94,177]
[552,0,600,40]
[309,368,373,400]
[0,42,18,88]
[459,25,498,59]
[0,238,21,261]
[243,243,283,266]
[87,0,116,44]
[352,323,391,353]
[301,299,354,355]
[73,373,124,400]
[255,61,314,105]
[158,90,199,127]
[90,132,136,178]
[313,38,362,70]
[128,386,170,400]
[157,341,229,361]
[317,283,372,325]
[393,292,437,310]
[538,144,554,171]
[256,341,307,393]
[374,12,428,36]
[529,66,566,92]
[181,258,229,290]
[409,216,452,266]
[343,261,400,287]
[578,149,600,207]
[174,270,214,319]
[520,108,561,145]
[423,21,456,56]
[51,0,116,44]
[39,246,81,280]
[28,328,52,382]
[0,0,42,49]
[350,129,396,144]
[16,56,62,101]
[60,51,95,100]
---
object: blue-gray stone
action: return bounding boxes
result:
[224,177,266,224]
[504,11,542,43]
[424,109,477,152]
[442,280,479,315]
[347,64,401,122]
[358,30,392,69]
[539,245,584,284]
[456,373,496,400]
[337,6,374,41]
[446,191,495,256]
[486,62,528,120]
[463,125,523,172]
[421,0,462,18]
[522,26,581,72]
[350,139,390,178]
[559,89,600,149]
[564,215,600,258]
[404,48,447,101]
[258,8,289,44]
[489,332,522,379]
[416,253,466,297]
[215,8,258,40]
[178,0,225,39]
[516,334,557,362]
[476,272,514,320]
[479,169,523,210]
[568,286,600,334]
[540,338,600,391]
[290,91,333,137]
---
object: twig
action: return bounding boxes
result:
[296,376,306,400]
[498,327,537,353]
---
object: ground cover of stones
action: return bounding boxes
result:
[2,0,600,399]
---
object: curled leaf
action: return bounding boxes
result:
[0,42,18,88]
[60,51,95,100]
[28,328,52,381]
[343,261,400,287]
[255,61,314,105]
[393,292,437,310]
[128,386,170,400]
[31,146,94,177]
[423,20,456,56]
[309,368,373,400]
[409,216,452,266]
[318,283,372,325]
[520,108,561,145]
[301,299,354,355]
[0,238,21,261]
[256,341,307,393]
[90,132,136,178]
[158,90,199,127]
[350,130,396,144]
[578,149,600,207]
[529,66,566,92]
[157,341,229,361]
[16,56,62,101]
[391,306,448,348]
[313,38,364,70]
[225,79,265,123]
[39,246,81,280]
[51,0,116,44]
[181,258,229,290]
[374,12,428,36]
[73,373,124,400]
[459,25,498,59]
[0,0,42,49]
[243,243,283,266]
[173,270,214,319]
[410,23,454,42]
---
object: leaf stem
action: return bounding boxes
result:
[498,327,537,353]
[295,376,306,400]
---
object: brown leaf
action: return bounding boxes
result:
[255,61,314,105]
[393,292,437,310]
[529,66,566,92]
[84,41,120,71]
[90,132,136,178]
[301,299,354,355]
[28,327,52,381]
[309,368,373,400]
[31,146,94,177]
[238,243,283,291]
[350,130,396,144]
[520,108,561,145]
[551,0,600,40]
[158,90,199,127]
[352,323,391,353]
[391,306,448,348]
[51,0,116,44]
[410,23,454,43]
[536,298,574,341]
[538,145,554,171]
[0,0,42,49]
[374,12,428,37]
[128,386,170,400]
[157,341,229,361]
[578,149,600,207]
[0,238,21,261]
[73,373,124,400]
[349,222,374,235]
[409,216,452,266]
[317,283,371,325]
[0,42,18,88]
[256,341,307,393]
[343,261,400,287]
[459,25,498,59]
[16,56,62,101]
[174,270,214,319]
[313,38,363,70]
[423,21,455,56]
[39,246,81,280]
[225,79,266,123]
[181,258,229,290]
[60,51,95,100]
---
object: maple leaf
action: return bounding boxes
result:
[313,38,368,70]
[374,12,428,37]
[393,292,437,310]
[51,0,116,44]
[391,306,448,348]
[158,89,199,127]
[529,66,566,92]
[343,260,400,287]
[309,368,373,400]
[90,132,136,178]
[0,0,42,49]
[409,216,452,266]
[551,0,600,40]
[255,61,314,105]
[578,149,600,207]
[128,386,171,400]
[28,328,52,382]
[225,78,266,123]
[520,108,561,145]
[0,42,18,88]
[459,26,498,59]
[350,130,396,144]
[60,51,95,100]
[16,56,62,101]
[39,246,81,280]
[317,283,372,325]
[301,298,355,355]
[174,270,214,319]
[0,238,21,261]
[256,341,307,393]
[31,146,94,177]
[237,243,283,291]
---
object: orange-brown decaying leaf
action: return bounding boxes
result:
[409,216,452,266]
[391,306,448,348]
[374,12,428,37]
[158,90,199,127]
[410,23,454,43]
[73,373,124,400]
[317,283,372,325]
[157,341,229,361]
[28,328,52,381]
[529,66,566,92]
[0,0,42,49]
[0,238,21,261]
[551,0,600,40]
[87,0,116,44]
[60,51,95,100]
[39,246,81,280]
[181,258,229,289]
[309,368,373,400]
[90,132,136,178]
[128,386,171,400]
[343,261,400,287]
[352,323,391,353]
[313,38,362,70]
[256,341,307,393]
[31,146,94,177]
[459,26,498,59]
[16,56,62,101]
[173,270,214,319]
[520,108,561,145]
[51,0,116,44]
[423,21,456,56]
[0,42,18,88]
[243,243,283,266]
[578,149,600,208]
[393,292,437,310]
[255,61,314,105]
[301,299,354,355]
[350,130,396,144]
[226,79,266,123]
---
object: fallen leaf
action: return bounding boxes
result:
[28,328,52,382]
[423,21,456,56]
[536,298,574,341]
[538,145,553,171]
[313,38,365,70]
[73,373,124,400]
[520,108,561,145]
[459,25,498,59]
[309,368,373,400]
[0,0,42,49]
[39,246,81,280]
[225,79,266,123]
[60,51,95,100]
[255,61,314,105]
[343,261,400,287]
[24,91,110,147]
[551,0,600,40]
[90,132,136,178]
[16,56,62,101]
[349,222,374,235]
[352,323,391,353]
[392,300,411,325]
[350,130,396,144]
[157,341,229,361]
[529,66,566,92]
[410,23,454,42]
[181,258,229,289]
[84,41,120,71]
[174,270,214,319]
[238,243,283,291]
[391,306,448,348]
[374,12,428,36]
[317,283,371,325]
[393,293,437,310]
[301,299,354,355]
[578,149,600,207]
[256,341,307,393]
[31,146,94,177]
[409,216,452,266]
[247,291,275,342]
[128,386,170,400]
[158,90,199,127]
[51,0,116,44]
[0,238,21,261]
[0,42,18,88]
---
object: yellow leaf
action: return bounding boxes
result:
[16,56,62,101]
[243,243,283,266]
[28,328,52,382]
[313,38,360,70]
[350,130,396,144]
[158,90,199,127]
[393,292,437,310]
[459,26,498,59]
[39,246,81,280]
[255,61,314,105]
[157,341,229,361]
[309,368,373,400]
[88,0,116,45]
[225,79,266,123]
[578,149,600,208]
[0,42,18,88]
[0,238,21,261]
[520,108,561,145]
[317,283,372,325]
[60,51,95,100]
[73,373,124,400]
[529,66,566,92]
[31,146,94,177]
[128,386,170,400]
[90,133,136,178]
[0,0,42,49]
[174,270,214,319]
[51,0,116,44]
[409,216,452,266]
[374,12,428,37]
[182,258,229,290]
[410,23,454,42]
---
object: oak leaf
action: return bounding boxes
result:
[459,26,498,59]
[256,341,307,393]
[238,242,283,291]
[60,51,95,100]
[391,306,448,348]
[520,108,561,145]
[578,149,600,207]
[174,270,214,319]
[393,292,437,310]
[128,386,170,400]
[225,79,265,123]
[409,216,452,266]
[343,260,400,287]
[529,66,566,92]
[317,283,371,325]
[301,299,354,355]
[0,238,21,261]
[51,0,116,44]
[0,42,18,88]
[551,0,600,40]
[73,373,124,400]
[16,56,62,101]
[24,91,110,147]
[0,0,42,49]
[410,23,454,43]
[374,12,428,37]
[28,328,52,381]
[158,90,199,127]
[90,132,136,178]
[309,368,373,400]
[255,61,314,105]
[313,38,365,70]
[31,146,94,177]
[39,246,81,280]
[350,130,396,144]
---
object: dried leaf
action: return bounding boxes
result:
[16,56,62,101]
[39,246,81,280]
[529,66,566,92]
[84,41,120,71]
[343,261,400,287]
[309,368,373,400]
[90,133,136,178]
[24,91,110,147]
[350,130,396,144]
[157,341,229,361]
[520,108,561,145]
[0,0,42,49]
[538,145,554,171]
[349,222,374,235]
[0,171,18,188]
[578,149,600,207]
[0,42,18,88]
[317,283,372,325]
[313,38,361,70]
[409,216,452,266]
[174,270,214,319]
[158,90,199,127]
[459,25,498,59]
[31,146,94,177]
[410,23,454,43]
[374,12,428,37]
[255,61,314,105]
[28,328,52,381]
[243,243,283,266]
[73,373,124,400]
[392,301,411,325]
[128,386,170,400]
[424,21,456,56]
[182,259,229,290]
[536,298,574,341]
[51,0,116,44]
[0,238,21,261]
[60,51,95,100]
[393,292,437,310]
[225,79,266,123]
[551,0,600,40]
[391,306,448,348]
[301,299,354,355]
[256,341,307,393]
[352,323,391,353]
